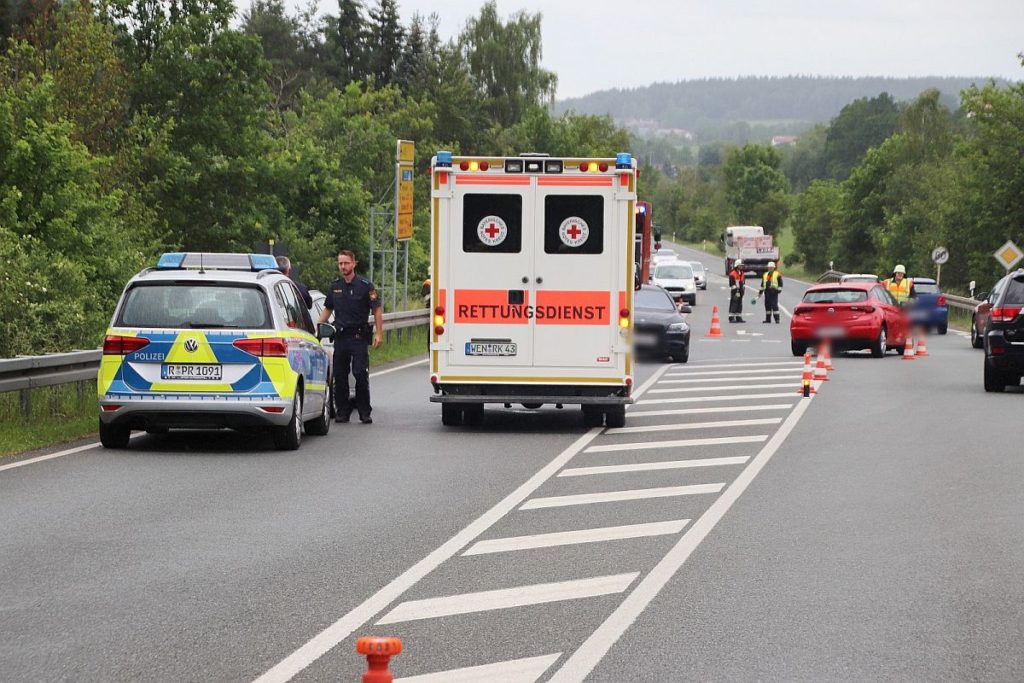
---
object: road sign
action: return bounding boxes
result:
[931,246,949,265]
[395,140,415,241]
[994,240,1023,271]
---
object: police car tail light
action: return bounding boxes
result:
[103,335,150,355]
[618,308,630,329]
[233,337,288,357]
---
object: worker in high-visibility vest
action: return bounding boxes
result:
[758,261,784,323]
[727,259,747,323]
[882,264,915,305]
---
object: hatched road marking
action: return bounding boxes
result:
[627,404,793,418]
[560,456,750,477]
[604,417,782,435]
[585,434,767,453]
[463,520,691,556]
[519,484,726,510]
[394,654,563,683]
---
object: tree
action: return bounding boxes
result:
[241,0,309,110]
[721,144,790,233]
[791,179,842,271]
[823,92,900,181]
[321,0,366,86]
[365,0,402,87]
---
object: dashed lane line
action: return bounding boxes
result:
[560,456,750,478]
[394,653,562,683]
[375,573,640,625]
[584,434,767,454]
[519,483,726,510]
[462,520,691,556]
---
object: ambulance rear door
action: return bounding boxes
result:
[532,175,622,369]
[447,175,534,367]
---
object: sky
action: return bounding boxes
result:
[282,0,1024,99]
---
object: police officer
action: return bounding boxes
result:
[275,255,313,309]
[318,250,383,424]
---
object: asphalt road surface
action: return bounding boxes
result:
[2,243,1022,682]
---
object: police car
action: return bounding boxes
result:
[97,253,333,450]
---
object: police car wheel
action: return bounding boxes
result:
[304,385,331,436]
[99,420,130,449]
[274,392,303,450]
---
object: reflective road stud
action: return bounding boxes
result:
[356,636,403,683]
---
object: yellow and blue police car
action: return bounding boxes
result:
[97,252,333,450]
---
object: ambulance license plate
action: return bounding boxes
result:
[161,364,223,380]
[466,342,517,356]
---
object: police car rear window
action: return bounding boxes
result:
[117,284,271,329]
[544,195,604,254]
[463,194,522,253]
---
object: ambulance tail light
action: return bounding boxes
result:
[233,337,289,357]
[103,335,151,355]
[434,305,446,336]
[619,308,630,329]
[458,160,489,172]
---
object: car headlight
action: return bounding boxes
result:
[668,322,688,332]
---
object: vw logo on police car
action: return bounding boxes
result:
[559,216,589,248]
[184,338,199,353]
[477,215,508,247]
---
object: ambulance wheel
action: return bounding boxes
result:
[304,384,331,436]
[463,403,484,426]
[274,392,303,450]
[99,420,130,449]
[582,405,603,427]
[605,405,626,429]
[441,403,462,426]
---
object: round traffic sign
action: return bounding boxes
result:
[931,246,949,265]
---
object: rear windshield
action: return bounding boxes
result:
[117,283,271,328]
[803,289,868,304]
[655,263,693,279]
[689,262,705,273]
[1003,277,1024,304]
[635,288,676,311]
[914,283,940,294]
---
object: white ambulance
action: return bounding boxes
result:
[428,151,638,428]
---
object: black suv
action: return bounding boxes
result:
[983,269,1024,392]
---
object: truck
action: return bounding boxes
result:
[427,151,638,428]
[723,225,780,277]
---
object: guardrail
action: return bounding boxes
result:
[816,270,980,312]
[0,309,430,397]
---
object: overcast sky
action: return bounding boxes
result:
[283,0,1023,99]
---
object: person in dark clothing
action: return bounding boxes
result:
[317,250,383,424]
[275,255,313,309]
[727,259,747,323]
[758,261,784,323]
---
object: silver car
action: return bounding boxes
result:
[687,260,707,290]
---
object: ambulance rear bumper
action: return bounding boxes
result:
[430,383,632,405]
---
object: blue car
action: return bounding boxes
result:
[909,277,948,334]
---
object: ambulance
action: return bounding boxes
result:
[428,151,638,428]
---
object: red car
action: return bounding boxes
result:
[790,282,910,357]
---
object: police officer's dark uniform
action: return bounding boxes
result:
[324,275,380,422]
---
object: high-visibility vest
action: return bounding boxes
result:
[884,277,911,303]
[761,270,781,290]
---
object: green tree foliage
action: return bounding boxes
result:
[721,144,790,233]
[365,0,402,87]
[790,179,842,271]
[822,92,901,181]
[321,0,367,86]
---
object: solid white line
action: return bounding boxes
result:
[547,389,815,683]
[463,520,690,556]
[560,456,750,477]
[520,483,724,510]
[647,383,794,394]
[604,417,782,435]
[585,434,767,453]
[252,364,673,683]
[376,573,639,625]
[627,404,793,418]
[638,392,795,405]
[370,357,428,377]
[666,367,800,377]
[677,361,803,369]
[658,374,801,384]
[394,654,562,683]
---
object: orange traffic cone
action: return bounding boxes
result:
[706,305,724,338]
[820,337,835,370]
[797,349,816,396]
[357,636,403,683]
[916,330,929,357]
[902,333,916,360]
[813,348,829,381]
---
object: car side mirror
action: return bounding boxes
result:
[677,303,692,314]
[317,322,336,340]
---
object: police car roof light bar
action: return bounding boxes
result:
[156,252,186,269]
[156,252,279,272]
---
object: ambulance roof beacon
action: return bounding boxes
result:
[428,152,637,428]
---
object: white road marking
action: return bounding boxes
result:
[376,573,639,625]
[647,383,794,394]
[394,654,562,683]
[520,484,725,510]
[658,374,801,384]
[604,417,782,435]
[585,434,767,453]
[628,404,793,418]
[666,367,800,377]
[253,365,673,682]
[547,386,815,683]
[463,520,690,556]
[675,361,804,369]
[370,357,428,377]
[638,392,795,405]
[560,456,750,477]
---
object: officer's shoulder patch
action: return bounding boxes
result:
[359,278,371,286]
[369,290,378,301]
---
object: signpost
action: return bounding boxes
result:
[994,239,1023,272]
[931,246,949,286]
[394,140,414,310]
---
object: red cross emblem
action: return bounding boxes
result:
[559,217,589,247]
[477,215,507,246]
[485,223,500,238]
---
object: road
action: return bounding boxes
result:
[2,243,1023,682]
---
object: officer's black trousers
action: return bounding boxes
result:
[728,288,744,317]
[334,337,371,418]
[764,290,780,322]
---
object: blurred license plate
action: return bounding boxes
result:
[161,364,223,380]
[816,326,846,338]
[466,342,517,356]
[634,333,658,346]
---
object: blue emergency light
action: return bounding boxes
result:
[248,254,279,271]
[615,152,633,169]
[156,252,186,269]
[156,252,280,271]
[436,151,453,167]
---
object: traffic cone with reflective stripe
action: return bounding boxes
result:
[813,348,829,381]
[902,332,916,360]
[916,329,929,357]
[821,337,835,370]
[357,637,402,683]
[706,305,724,338]
[797,349,816,396]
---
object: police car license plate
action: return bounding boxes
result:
[161,364,223,380]
[466,342,517,356]
[816,326,846,338]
